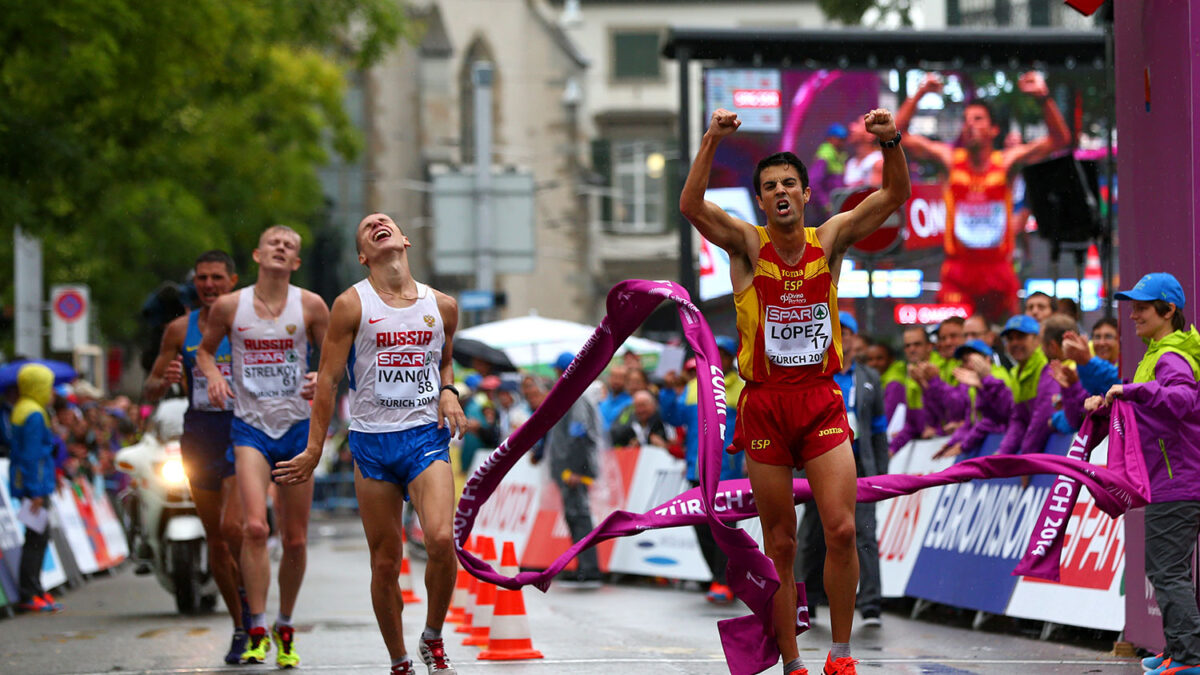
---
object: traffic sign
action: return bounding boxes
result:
[831,187,905,255]
[50,284,89,352]
[460,289,496,312]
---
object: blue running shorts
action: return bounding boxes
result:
[181,410,235,491]
[348,422,452,498]
[230,417,310,468]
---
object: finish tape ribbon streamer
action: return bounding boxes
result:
[454,279,1149,675]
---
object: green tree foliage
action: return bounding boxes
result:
[820,0,912,25]
[0,0,405,343]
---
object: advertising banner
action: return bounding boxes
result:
[607,447,711,581]
[51,483,99,575]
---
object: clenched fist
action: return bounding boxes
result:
[864,108,898,141]
[706,108,741,139]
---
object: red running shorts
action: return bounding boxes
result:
[731,380,851,470]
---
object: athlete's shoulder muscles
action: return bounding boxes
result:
[302,289,332,348]
[327,288,362,337]
[433,289,459,339]
[317,291,360,375]
[146,316,187,387]
[161,314,189,354]
[199,294,237,352]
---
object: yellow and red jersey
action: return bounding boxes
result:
[734,226,843,386]
[944,148,1014,261]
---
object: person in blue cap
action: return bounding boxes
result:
[796,312,889,626]
[936,339,1013,458]
[1085,272,1200,675]
[807,122,850,221]
[533,352,603,586]
[996,313,1060,455]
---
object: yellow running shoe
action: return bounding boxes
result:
[241,627,271,664]
[272,623,300,669]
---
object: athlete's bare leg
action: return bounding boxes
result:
[274,475,314,618]
[192,480,243,628]
[746,457,801,663]
[406,460,457,631]
[219,476,245,564]
[804,440,859,644]
[235,446,274,616]
[355,465,410,660]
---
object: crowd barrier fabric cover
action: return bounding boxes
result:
[454,280,1151,675]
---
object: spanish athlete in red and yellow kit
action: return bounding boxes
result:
[732,226,851,468]
[680,105,911,675]
[896,71,1071,323]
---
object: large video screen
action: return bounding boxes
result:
[699,67,1111,327]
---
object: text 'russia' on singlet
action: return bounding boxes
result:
[944,148,1014,260]
[347,280,445,433]
[182,310,233,413]
[229,286,311,438]
[735,226,843,386]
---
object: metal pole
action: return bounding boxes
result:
[14,225,43,359]
[1102,18,1117,319]
[473,62,495,323]
[676,47,696,300]
[865,256,877,336]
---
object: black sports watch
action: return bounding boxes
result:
[439,384,459,397]
[879,132,902,148]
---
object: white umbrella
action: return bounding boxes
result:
[457,313,663,369]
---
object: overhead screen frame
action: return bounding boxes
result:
[662,27,1110,305]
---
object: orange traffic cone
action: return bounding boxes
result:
[478,541,543,660]
[447,536,473,624]
[1085,243,1104,296]
[456,537,481,634]
[399,528,421,604]
[463,537,496,647]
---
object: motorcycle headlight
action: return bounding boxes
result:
[161,457,188,486]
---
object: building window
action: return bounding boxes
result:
[612,31,661,81]
[611,140,668,233]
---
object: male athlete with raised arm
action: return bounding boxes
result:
[680,107,910,675]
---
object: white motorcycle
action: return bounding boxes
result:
[116,398,217,614]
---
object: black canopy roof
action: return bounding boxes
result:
[662,27,1105,70]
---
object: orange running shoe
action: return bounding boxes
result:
[822,653,859,675]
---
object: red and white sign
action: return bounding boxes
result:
[894,303,971,325]
[732,89,781,109]
[244,351,285,365]
[903,183,948,251]
[378,351,425,368]
[50,284,90,352]
[1007,441,1125,631]
[834,187,904,255]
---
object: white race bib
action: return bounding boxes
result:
[375,350,438,408]
[240,350,302,399]
[764,303,832,367]
[191,363,233,411]
[954,200,1006,249]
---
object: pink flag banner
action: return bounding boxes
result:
[453,279,1150,675]
[1013,401,1150,581]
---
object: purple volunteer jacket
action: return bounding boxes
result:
[947,375,1014,454]
[1121,353,1200,503]
[888,404,930,454]
[1060,380,1089,431]
[883,380,905,420]
[997,365,1061,455]
[924,375,969,430]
